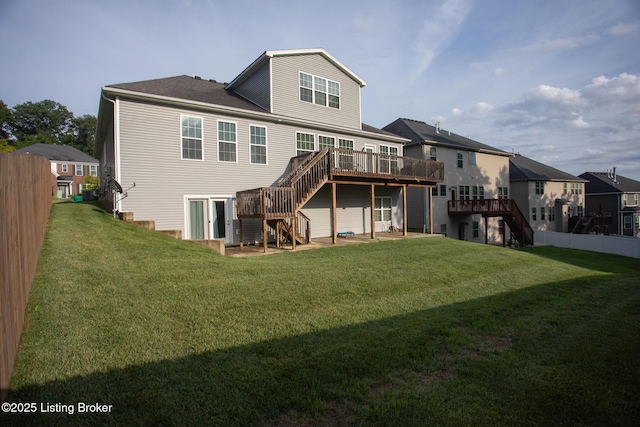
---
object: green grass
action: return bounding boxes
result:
[3,200,639,426]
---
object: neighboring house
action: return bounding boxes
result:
[94,49,443,249]
[510,154,587,233]
[12,143,99,198]
[579,171,640,237]
[383,119,532,246]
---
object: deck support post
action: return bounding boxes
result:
[370,184,375,239]
[428,186,433,234]
[403,184,408,236]
[502,216,506,247]
[262,219,267,253]
[484,216,488,244]
[331,182,337,244]
[292,217,297,250]
[239,219,243,249]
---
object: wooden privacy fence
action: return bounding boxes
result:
[0,153,52,402]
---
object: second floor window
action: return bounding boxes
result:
[532,207,537,221]
[498,187,509,199]
[549,206,556,221]
[218,121,237,162]
[181,116,202,160]
[90,165,98,176]
[62,164,68,173]
[318,135,335,150]
[380,145,399,174]
[296,132,315,156]
[459,185,470,200]
[535,181,545,194]
[75,164,83,176]
[429,147,437,161]
[299,72,340,109]
[457,152,463,168]
[472,186,485,200]
[250,125,267,164]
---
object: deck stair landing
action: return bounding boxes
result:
[448,199,534,247]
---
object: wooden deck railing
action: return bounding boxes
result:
[236,187,296,219]
[448,199,533,246]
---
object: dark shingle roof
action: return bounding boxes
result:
[510,154,586,182]
[579,172,640,194]
[13,144,98,163]
[106,75,268,113]
[383,118,508,154]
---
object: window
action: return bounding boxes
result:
[440,224,447,236]
[440,185,447,197]
[181,116,203,160]
[61,164,68,173]
[318,135,335,150]
[549,206,556,221]
[624,216,632,229]
[296,132,315,155]
[472,186,485,200]
[300,72,340,109]
[634,194,639,206]
[469,152,476,166]
[532,207,537,221]
[338,138,354,169]
[473,221,479,238]
[374,197,392,222]
[432,187,437,196]
[380,145,399,174]
[90,165,98,176]
[577,206,584,217]
[535,181,545,195]
[570,183,582,195]
[541,207,546,220]
[459,185,470,200]
[250,125,267,164]
[75,164,83,176]
[498,219,504,235]
[564,183,568,194]
[457,152,463,168]
[218,121,237,162]
[429,147,437,161]
[498,187,509,199]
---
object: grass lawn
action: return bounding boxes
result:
[2,200,639,426]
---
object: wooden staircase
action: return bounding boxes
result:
[448,199,534,247]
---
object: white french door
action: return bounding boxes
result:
[187,197,232,244]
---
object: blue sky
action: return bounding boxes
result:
[1,0,639,180]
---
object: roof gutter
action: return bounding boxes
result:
[101,86,408,144]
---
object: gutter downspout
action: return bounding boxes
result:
[101,93,119,218]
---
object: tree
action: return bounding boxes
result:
[0,100,11,140]
[67,114,97,155]
[8,99,73,143]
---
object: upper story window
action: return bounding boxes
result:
[90,165,98,176]
[498,187,509,199]
[459,185,470,200]
[380,145,399,174]
[535,181,545,195]
[429,147,437,161]
[457,152,463,168]
[469,152,476,166]
[564,183,568,194]
[75,164,83,176]
[249,125,267,164]
[472,186,485,200]
[181,115,203,160]
[299,72,340,109]
[61,164,68,173]
[531,207,537,221]
[218,121,237,162]
[634,194,639,206]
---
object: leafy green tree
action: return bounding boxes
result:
[0,100,11,140]
[8,99,73,143]
[67,114,97,155]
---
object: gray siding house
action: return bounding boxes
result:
[383,119,533,247]
[579,171,640,237]
[95,49,443,250]
[509,154,587,233]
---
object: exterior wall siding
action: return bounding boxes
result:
[232,62,271,111]
[270,55,362,129]
[115,98,403,244]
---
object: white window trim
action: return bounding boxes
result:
[62,164,68,173]
[374,196,392,223]
[295,131,316,155]
[75,164,83,176]
[249,124,268,165]
[184,194,234,244]
[299,71,341,110]
[180,114,204,161]
[217,119,238,163]
[90,164,98,176]
[318,134,336,150]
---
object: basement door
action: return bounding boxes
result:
[187,198,232,244]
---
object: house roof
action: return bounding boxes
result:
[509,154,586,182]
[383,118,509,155]
[13,143,98,163]
[106,75,268,113]
[226,48,367,90]
[579,171,640,194]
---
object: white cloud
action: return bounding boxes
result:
[475,102,494,115]
[525,85,588,108]
[608,21,640,36]
[584,73,640,104]
[493,67,507,76]
[409,0,473,82]
[452,107,464,116]
[522,33,600,52]
[570,113,590,128]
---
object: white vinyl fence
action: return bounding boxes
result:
[536,231,640,259]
